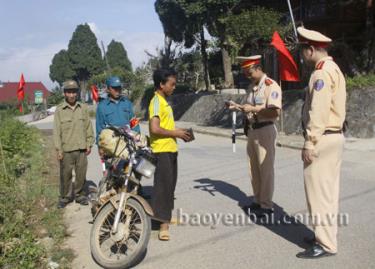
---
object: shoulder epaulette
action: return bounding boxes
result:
[265,78,273,86]
[316,61,325,70]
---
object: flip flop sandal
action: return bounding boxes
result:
[170,217,181,225]
[158,229,170,241]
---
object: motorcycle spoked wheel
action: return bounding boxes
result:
[90,198,151,269]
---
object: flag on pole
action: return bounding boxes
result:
[270,31,300,82]
[91,85,99,103]
[17,73,25,112]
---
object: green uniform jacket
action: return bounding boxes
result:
[53,101,94,153]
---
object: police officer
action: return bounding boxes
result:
[96,76,140,153]
[228,55,282,217]
[53,80,94,208]
[296,27,346,259]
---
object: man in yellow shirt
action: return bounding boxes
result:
[149,69,191,241]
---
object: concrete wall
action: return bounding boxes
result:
[136,88,375,138]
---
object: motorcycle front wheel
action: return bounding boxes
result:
[90,198,151,269]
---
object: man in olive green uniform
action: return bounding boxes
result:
[53,80,94,208]
[228,55,282,217]
[296,27,346,259]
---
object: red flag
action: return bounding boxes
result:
[130,117,140,129]
[17,73,25,112]
[270,31,300,81]
[91,85,99,102]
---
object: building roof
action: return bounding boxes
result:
[0,82,50,103]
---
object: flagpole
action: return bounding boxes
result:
[286,0,298,38]
[232,111,236,153]
[274,49,285,135]
[279,79,285,135]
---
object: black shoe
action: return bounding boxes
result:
[75,196,89,205]
[57,200,67,209]
[296,244,336,259]
[242,202,261,212]
[303,236,316,245]
[254,208,274,218]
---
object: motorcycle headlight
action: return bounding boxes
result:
[133,151,156,178]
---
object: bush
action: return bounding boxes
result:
[48,87,64,106]
[0,116,39,174]
[0,116,45,268]
[0,114,71,268]
[346,73,375,90]
[0,99,32,116]
[174,84,194,95]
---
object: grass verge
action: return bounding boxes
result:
[0,114,73,268]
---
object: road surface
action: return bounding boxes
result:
[32,118,375,269]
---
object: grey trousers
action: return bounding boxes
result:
[59,150,87,202]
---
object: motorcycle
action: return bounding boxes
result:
[90,125,156,269]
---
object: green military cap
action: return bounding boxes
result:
[63,80,79,90]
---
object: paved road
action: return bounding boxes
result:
[33,118,375,269]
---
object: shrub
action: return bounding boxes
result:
[0,114,71,268]
[346,73,375,90]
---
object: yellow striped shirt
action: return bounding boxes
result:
[148,92,177,153]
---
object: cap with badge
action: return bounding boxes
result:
[236,55,262,69]
[63,80,79,91]
[106,76,122,88]
[297,26,332,48]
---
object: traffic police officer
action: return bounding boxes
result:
[228,55,282,217]
[296,27,346,259]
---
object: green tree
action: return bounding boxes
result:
[173,49,204,90]
[68,24,103,100]
[106,40,133,72]
[47,86,64,105]
[155,1,291,88]
[204,0,244,88]
[88,67,146,102]
[218,7,290,55]
[49,49,75,86]
[155,0,245,89]
[155,0,211,90]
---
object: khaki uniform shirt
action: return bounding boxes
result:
[53,101,94,153]
[246,74,282,123]
[302,56,346,150]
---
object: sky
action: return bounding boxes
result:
[0,0,165,89]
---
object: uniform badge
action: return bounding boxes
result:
[313,79,324,91]
[271,91,279,99]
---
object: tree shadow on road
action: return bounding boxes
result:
[194,178,313,249]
